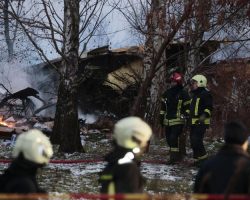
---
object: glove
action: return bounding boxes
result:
[181,113,189,119]
[199,114,206,122]
[195,114,206,125]
[195,120,201,125]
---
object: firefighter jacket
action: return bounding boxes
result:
[160,85,190,126]
[99,145,145,194]
[194,144,250,194]
[0,154,46,194]
[188,87,213,126]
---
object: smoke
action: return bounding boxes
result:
[0,60,31,93]
[26,63,58,118]
[0,59,56,117]
[78,109,97,124]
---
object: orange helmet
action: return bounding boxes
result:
[170,72,183,84]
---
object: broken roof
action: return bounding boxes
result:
[35,46,143,74]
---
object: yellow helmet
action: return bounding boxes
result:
[13,129,53,164]
[191,74,207,87]
[113,116,152,150]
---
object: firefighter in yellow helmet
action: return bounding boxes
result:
[99,116,152,194]
[0,129,53,193]
[187,74,213,167]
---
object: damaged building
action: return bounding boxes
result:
[29,41,220,118]
[30,45,144,118]
[1,41,250,136]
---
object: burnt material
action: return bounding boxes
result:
[0,87,39,108]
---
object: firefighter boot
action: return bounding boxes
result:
[167,151,182,165]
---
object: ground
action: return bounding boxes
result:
[0,130,223,197]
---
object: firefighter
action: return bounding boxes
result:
[188,74,213,166]
[0,129,53,194]
[194,121,250,194]
[99,116,152,194]
[160,72,190,164]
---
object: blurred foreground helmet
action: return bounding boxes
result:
[113,116,152,149]
[170,72,183,85]
[13,129,53,164]
[191,74,207,87]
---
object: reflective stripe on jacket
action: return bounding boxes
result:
[99,147,144,194]
[160,85,190,126]
[188,87,213,125]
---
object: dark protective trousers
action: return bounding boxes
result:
[165,125,184,150]
[190,125,207,159]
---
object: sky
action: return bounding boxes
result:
[1,0,249,65]
[0,0,137,92]
[0,0,138,64]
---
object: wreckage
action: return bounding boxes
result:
[0,46,143,140]
[0,86,46,116]
[32,45,144,117]
[0,86,53,139]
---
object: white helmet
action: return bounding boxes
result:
[13,129,53,164]
[113,116,152,150]
[191,74,207,87]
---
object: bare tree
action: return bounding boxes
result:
[185,0,250,78]
[117,0,250,134]
[118,0,195,128]
[0,0,25,60]
[50,0,82,152]
[140,0,167,135]
[0,0,113,152]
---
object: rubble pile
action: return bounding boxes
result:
[0,115,54,140]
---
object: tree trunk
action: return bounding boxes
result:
[51,0,82,152]
[186,29,204,75]
[52,76,82,152]
[4,0,14,60]
[145,0,167,136]
[130,0,166,121]
[186,0,211,76]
